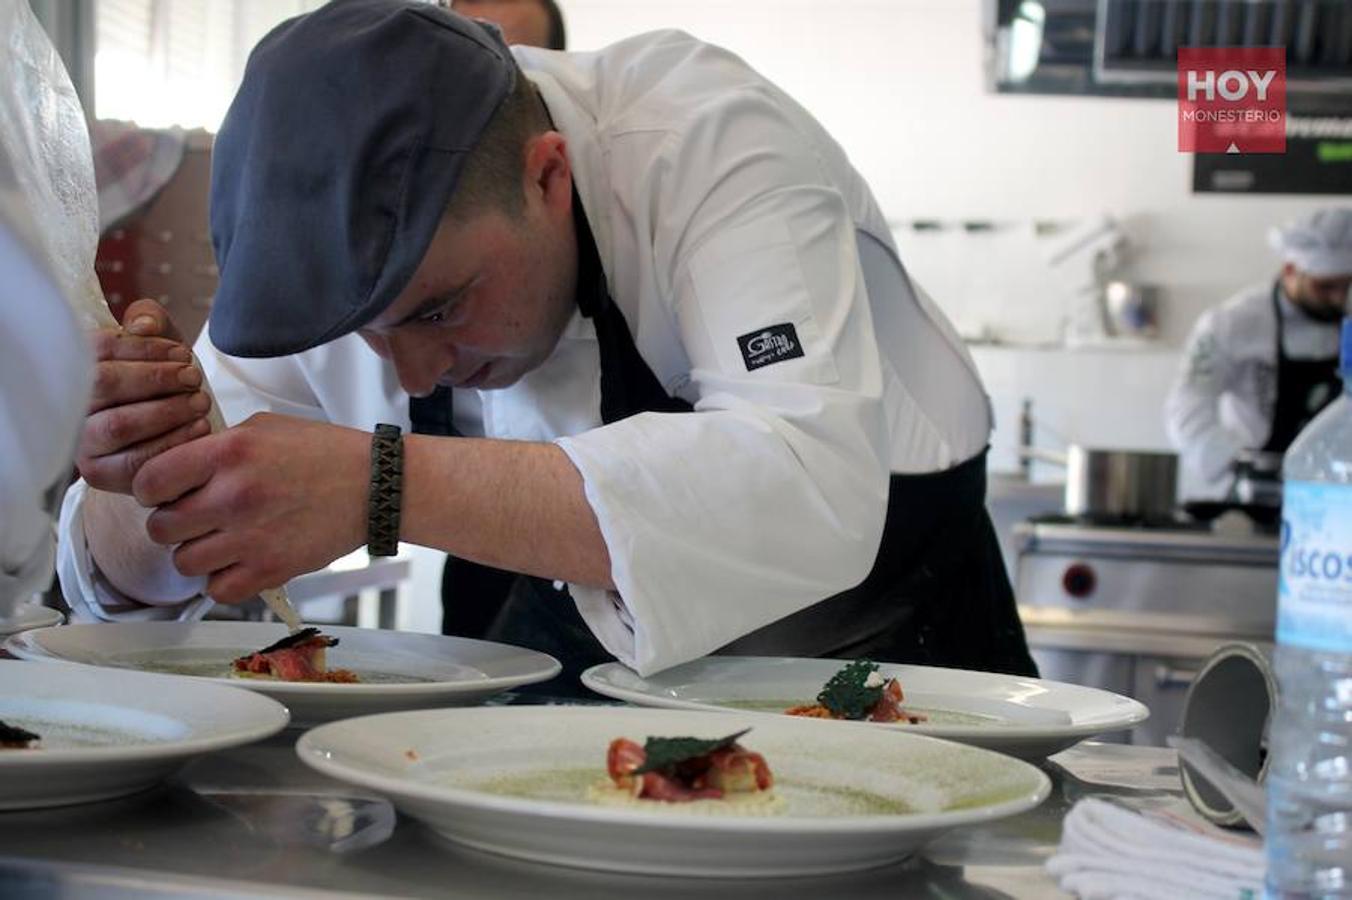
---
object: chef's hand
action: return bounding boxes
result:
[76,298,212,494]
[132,413,370,603]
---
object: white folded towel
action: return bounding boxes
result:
[1047,797,1264,900]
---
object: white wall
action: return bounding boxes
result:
[561,0,1337,464]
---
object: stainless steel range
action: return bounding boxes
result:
[1015,515,1278,746]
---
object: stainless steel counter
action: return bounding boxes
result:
[0,731,1184,899]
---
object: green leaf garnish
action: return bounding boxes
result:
[816,659,883,720]
[633,728,752,775]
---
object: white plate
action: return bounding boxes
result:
[296,706,1050,877]
[0,659,288,809]
[5,622,561,725]
[0,603,63,636]
[581,657,1149,760]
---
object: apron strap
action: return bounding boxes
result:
[1261,281,1342,453]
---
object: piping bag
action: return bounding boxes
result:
[4,0,302,631]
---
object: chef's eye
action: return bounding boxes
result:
[418,300,454,326]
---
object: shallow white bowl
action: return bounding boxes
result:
[0,659,288,809]
[0,602,62,637]
[581,657,1149,759]
[6,622,561,725]
[296,705,1051,877]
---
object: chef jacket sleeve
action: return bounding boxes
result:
[57,480,214,622]
[556,88,893,675]
[1164,308,1246,490]
[57,335,330,619]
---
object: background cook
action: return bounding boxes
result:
[1165,207,1351,500]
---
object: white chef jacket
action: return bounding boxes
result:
[59,30,991,674]
[1164,279,1343,499]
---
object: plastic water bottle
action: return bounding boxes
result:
[1267,318,1352,898]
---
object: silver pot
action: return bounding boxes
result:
[1231,449,1283,509]
[1064,446,1179,519]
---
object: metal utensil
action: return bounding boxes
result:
[1169,736,1267,835]
[196,789,395,853]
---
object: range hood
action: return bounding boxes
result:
[989,0,1352,112]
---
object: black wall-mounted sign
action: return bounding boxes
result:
[1194,116,1352,195]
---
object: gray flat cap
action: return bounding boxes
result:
[208,0,516,357]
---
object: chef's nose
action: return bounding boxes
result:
[388,332,453,398]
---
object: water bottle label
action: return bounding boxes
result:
[1279,481,1352,652]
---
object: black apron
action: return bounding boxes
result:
[1260,283,1343,454]
[415,198,1037,694]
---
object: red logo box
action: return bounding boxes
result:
[1178,47,1286,154]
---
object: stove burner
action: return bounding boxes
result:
[1027,511,1213,532]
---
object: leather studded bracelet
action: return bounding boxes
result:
[367,423,403,556]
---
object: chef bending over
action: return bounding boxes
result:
[59,0,1036,682]
[1165,208,1351,500]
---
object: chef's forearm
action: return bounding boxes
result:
[400,435,616,590]
[84,487,204,604]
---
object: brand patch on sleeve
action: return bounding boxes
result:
[737,323,805,372]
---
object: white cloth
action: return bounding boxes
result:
[60,30,993,674]
[1046,797,1264,900]
[1165,280,1343,500]
[57,488,213,623]
[0,0,94,616]
[1268,208,1352,279]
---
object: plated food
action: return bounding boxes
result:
[0,659,288,809]
[0,720,39,749]
[232,627,358,683]
[581,657,1150,760]
[6,622,561,726]
[598,728,780,813]
[786,659,926,723]
[296,706,1051,876]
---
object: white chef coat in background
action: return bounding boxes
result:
[0,0,94,614]
[60,30,992,674]
[0,206,91,614]
[1165,280,1343,500]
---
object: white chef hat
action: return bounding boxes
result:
[1268,208,1352,278]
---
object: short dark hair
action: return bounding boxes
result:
[445,0,566,50]
[541,0,566,50]
[444,65,551,221]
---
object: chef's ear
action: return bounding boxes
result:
[523,131,571,215]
